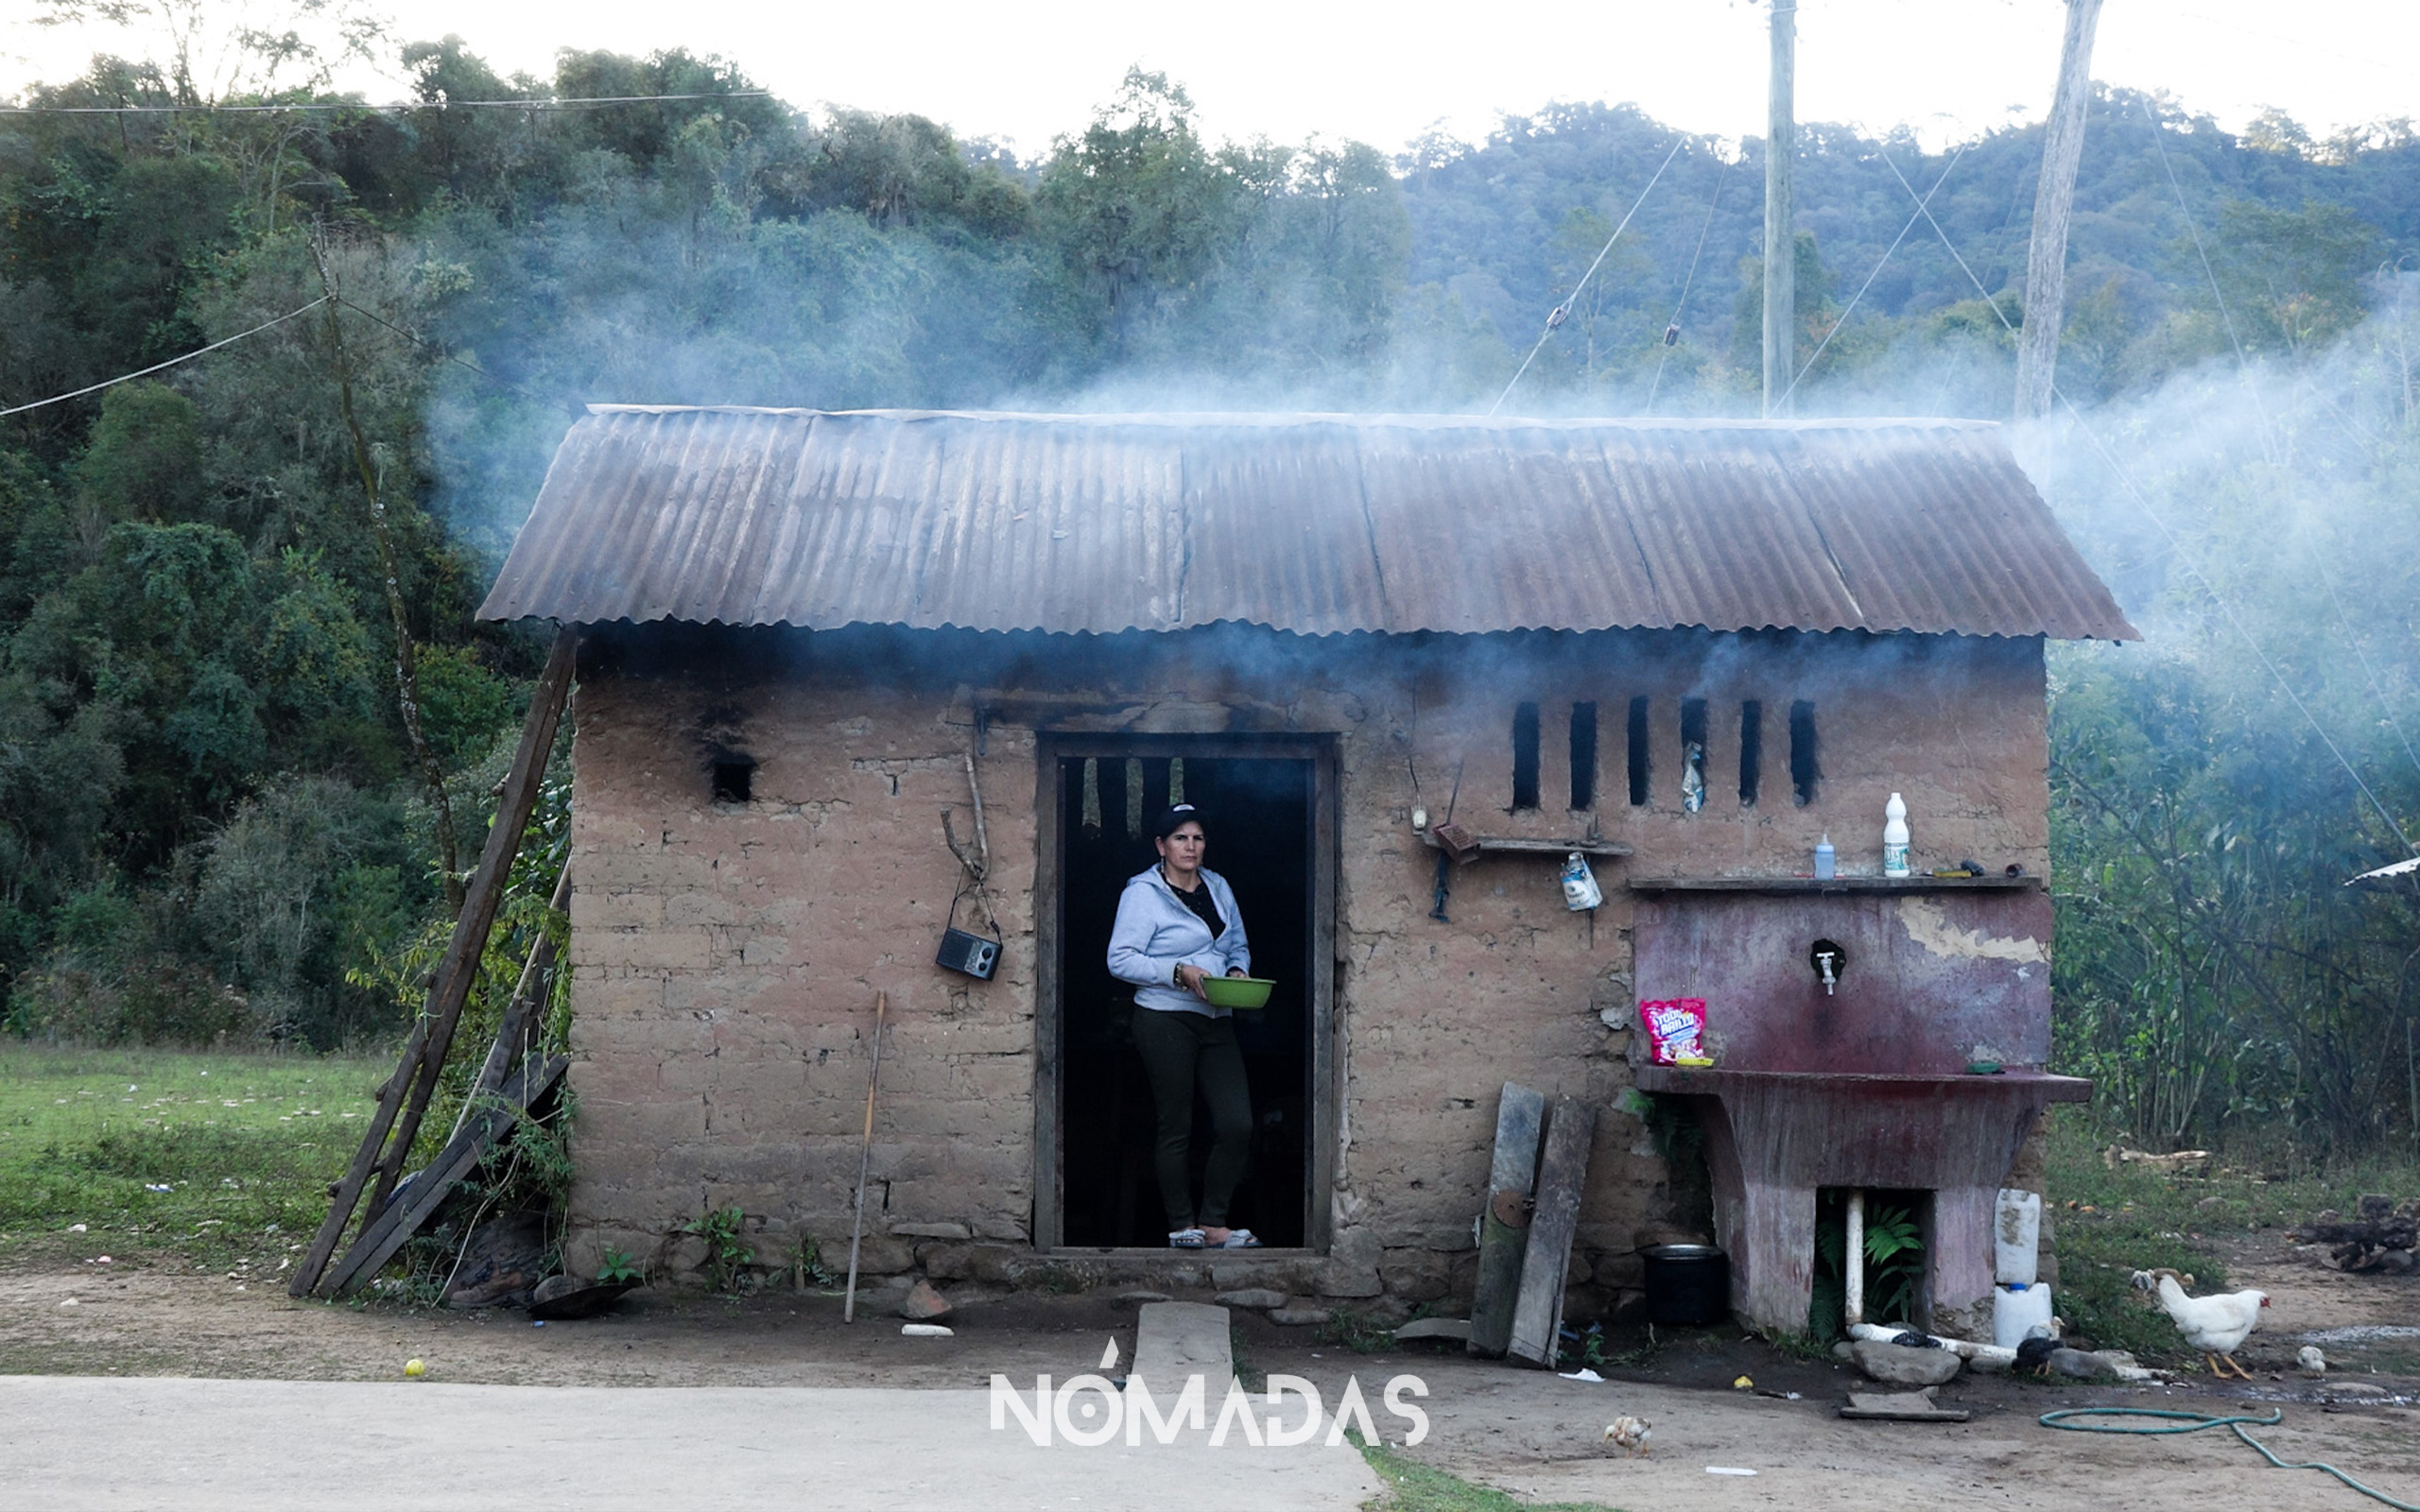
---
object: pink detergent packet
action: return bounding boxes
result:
[1637,998,1709,1065]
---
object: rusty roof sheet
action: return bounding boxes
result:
[477,407,2135,640]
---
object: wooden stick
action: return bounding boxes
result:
[842,992,889,1323]
[291,627,577,1297]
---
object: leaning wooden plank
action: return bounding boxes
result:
[288,1015,428,1297]
[320,1055,569,1299]
[368,627,579,1214]
[1508,1096,1597,1366]
[1467,1082,1547,1359]
[290,627,578,1297]
[456,867,573,1117]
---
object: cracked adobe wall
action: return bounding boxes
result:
[560,624,2048,1308]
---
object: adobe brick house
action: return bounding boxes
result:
[478,407,2132,1334]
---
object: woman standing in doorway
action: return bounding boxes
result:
[1106,804,1263,1248]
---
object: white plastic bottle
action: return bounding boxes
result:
[1813,834,1836,880]
[1883,793,1910,878]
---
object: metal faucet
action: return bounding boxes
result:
[1816,951,1839,995]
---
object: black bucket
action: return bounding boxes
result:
[1641,1243,1730,1326]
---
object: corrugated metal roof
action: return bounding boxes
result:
[476,407,2136,640]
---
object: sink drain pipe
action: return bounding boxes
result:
[1843,1189,1866,1326]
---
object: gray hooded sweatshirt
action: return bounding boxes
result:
[1106,866,1252,1017]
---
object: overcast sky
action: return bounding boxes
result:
[2,1,2412,155]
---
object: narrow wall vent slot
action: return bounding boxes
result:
[1512,702,1542,811]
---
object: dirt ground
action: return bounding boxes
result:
[4,1229,2415,1511]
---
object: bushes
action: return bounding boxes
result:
[6,775,419,1049]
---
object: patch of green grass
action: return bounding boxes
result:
[1357,1436,1624,1512]
[1317,1307,1401,1353]
[2043,1108,2420,1365]
[0,1043,388,1271]
[1230,1320,1266,1392]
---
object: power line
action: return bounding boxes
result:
[0,92,772,115]
[2141,98,2271,454]
[1644,153,1733,415]
[2053,387,2415,853]
[330,296,554,409]
[1489,137,1685,418]
[1870,146,2414,852]
[2140,101,2420,792]
[0,296,325,417]
[1777,142,1971,409]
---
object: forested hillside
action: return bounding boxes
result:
[5,34,2418,1153]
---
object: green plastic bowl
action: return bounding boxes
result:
[1201,975,1276,1010]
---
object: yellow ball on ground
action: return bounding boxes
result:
[404,1359,426,1379]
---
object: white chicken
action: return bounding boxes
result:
[2131,1268,2268,1380]
[1601,1416,1651,1456]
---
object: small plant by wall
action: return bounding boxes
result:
[682,1204,752,1292]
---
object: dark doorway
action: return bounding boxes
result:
[1054,749,1315,1248]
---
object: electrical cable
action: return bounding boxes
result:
[2138,104,2420,791]
[331,296,554,408]
[0,296,326,417]
[2039,1406,2420,1512]
[1489,137,1685,418]
[1873,147,2416,852]
[1776,142,1970,409]
[0,92,773,115]
[1643,152,1733,415]
[2142,98,2273,455]
[2049,383,2414,853]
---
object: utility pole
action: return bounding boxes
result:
[1762,0,1797,417]
[2014,0,2105,421]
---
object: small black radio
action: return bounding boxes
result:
[936,927,1000,980]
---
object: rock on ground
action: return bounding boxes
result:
[898,1280,953,1321]
[1849,1339,1963,1386]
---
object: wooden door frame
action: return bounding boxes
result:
[1031,732,1339,1255]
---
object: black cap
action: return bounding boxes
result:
[1150,802,1207,840]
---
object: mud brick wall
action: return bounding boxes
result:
[561,624,2050,1311]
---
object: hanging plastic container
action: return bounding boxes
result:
[1561,851,1604,911]
[1993,1281,2054,1349]
[1995,1188,2043,1286]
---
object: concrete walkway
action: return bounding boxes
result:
[0,1376,1384,1511]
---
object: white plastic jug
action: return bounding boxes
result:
[1995,1187,2042,1286]
[1993,1282,2053,1349]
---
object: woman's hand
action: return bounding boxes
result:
[1174,963,1210,999]
[1226,968,1248,977]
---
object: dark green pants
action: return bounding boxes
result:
[1131,1007,1253,1229]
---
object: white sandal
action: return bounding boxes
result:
[1209,1228,1264,1248]
[1168,1228,1208,1248]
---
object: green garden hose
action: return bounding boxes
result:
[2039,1406,2420,1511]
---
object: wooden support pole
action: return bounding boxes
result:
[843,991,889,1324]
[1762,0,1797,417]
[291,626,578,1297]
[2014,0,2106,421]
